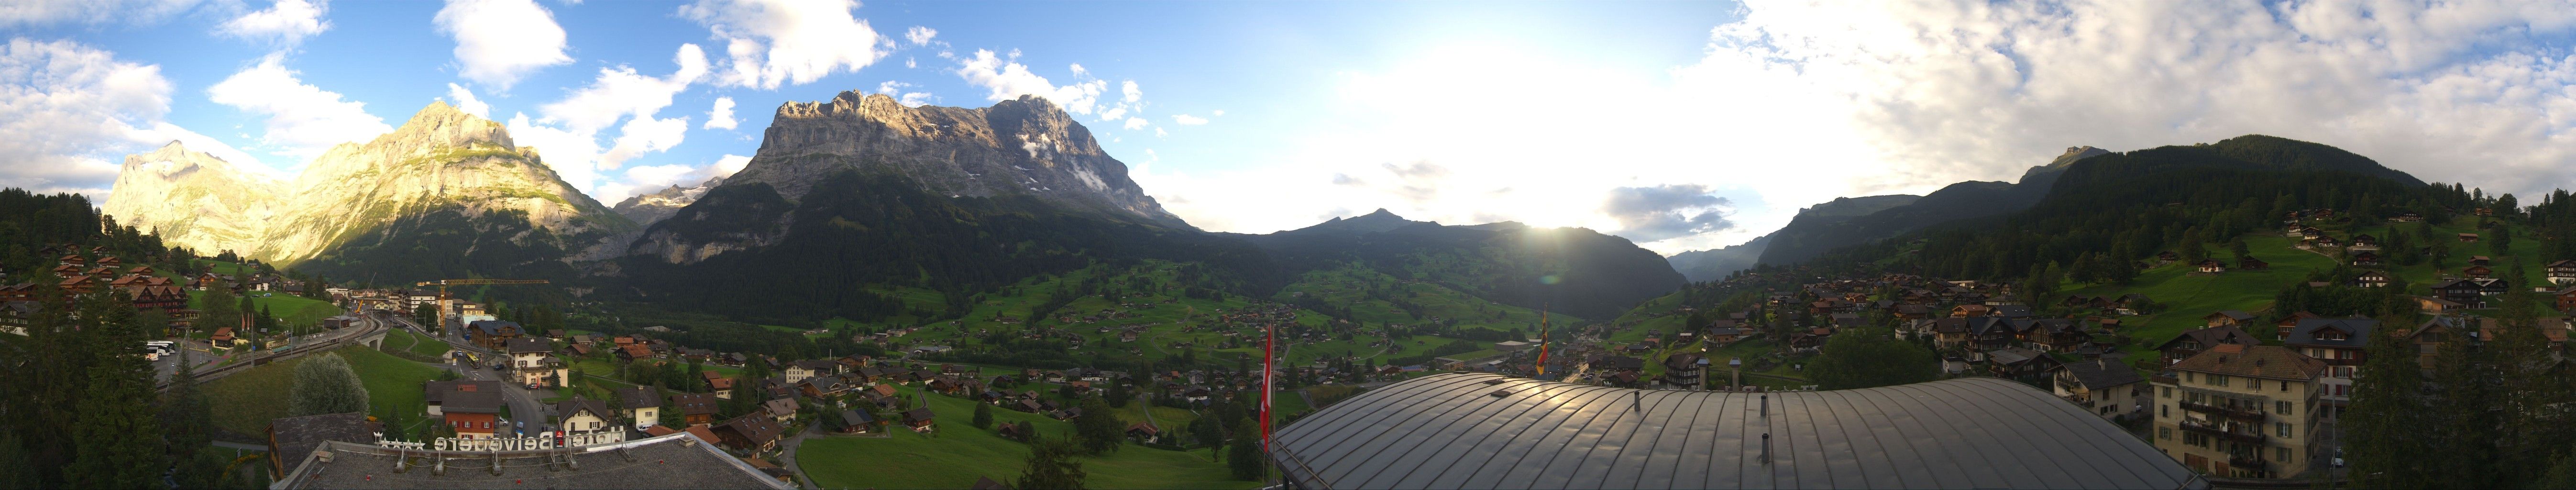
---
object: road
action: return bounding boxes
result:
[777,423,822,490]
[396,315,552,435]
[156,308,385,391]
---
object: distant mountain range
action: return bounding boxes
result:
[1666,145,2114,280]
[1228,209,1685,320]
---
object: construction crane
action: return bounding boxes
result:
[414,278,549,329]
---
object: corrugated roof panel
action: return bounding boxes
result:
[1272,374,2203,490]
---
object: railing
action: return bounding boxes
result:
[2179,419,2268,444]
[2229,455,2268,469]
[2179,400,2268,421]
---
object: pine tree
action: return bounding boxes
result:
[972,401,995,429]
[162,356,214,458]
[2344,313,2429,488]
[66,297,164,489]
[2429,328,2500,489]
[1227,418,1265,480]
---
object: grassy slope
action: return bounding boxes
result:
[836,260,1486,368]
[2061,234,2335,359]
[382,328,450,358]
[797,384,1254,490]
[187,289,344,328]
[203,345,444,435]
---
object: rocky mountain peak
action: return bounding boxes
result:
[388,100,515,152]
[727,89,1185,228]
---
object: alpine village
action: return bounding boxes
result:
[14,3,2576,490]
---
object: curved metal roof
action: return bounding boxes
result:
[1269,373,2204,490]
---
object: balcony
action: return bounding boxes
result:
[2179,400,2267,421]
[2229,455,2268,470]
[2178,419,2268,444]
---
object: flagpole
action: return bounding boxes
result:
[1536,304,1549,379]
[1261,319,1276,482]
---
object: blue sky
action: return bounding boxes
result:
[16,1,2576,256]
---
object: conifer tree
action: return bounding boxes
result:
[2344,313,2429,488]
[66,295,164,489]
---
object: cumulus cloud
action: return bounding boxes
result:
[218,0,330,47]
[0,38,172,196]
[874,80,933,107]
[1123,117,1148,130]
[710,154,751,176]
[592,154,750,204]
[704,97,737,130]
[206,54,394,161]
[679,0,886,89]
[434,0,572,90]
[510,44,708,197]
[1171,114,1207,125]
[444,82,489,118]
[1137,1,2576,254]
[905,25,936,45]
[1603,184,1734,243]
[953,49,1146,124]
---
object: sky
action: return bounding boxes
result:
[11,1,2576,256]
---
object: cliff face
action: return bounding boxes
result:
[728,91,1184,227]
[100,142,281,256]
[104,101,630,280]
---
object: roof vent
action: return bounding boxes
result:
[1483,379,1508,385]
[1489,389,1513,398]
[2254,359,2266,367]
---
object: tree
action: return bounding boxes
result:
[1106,382,1132,408]
[2491,223,2515,256]
[162,356,214,458]
[1011,436,1088,490]
[66,299,163,489]
[1804,327,1938,390]
[288,353,371,417]
[1227,419,1265,480]
[1072,398,1123,455]
[972,401,995,430]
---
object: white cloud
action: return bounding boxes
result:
[1138,1,2576,254]
[899,91,933,106]
[874,80,933,107]
[434,0,572,90]
[711,154,751,177]
[1121,80,1141,103]
[679,0,886,89]
[206,54,394,161]
[444,82,489,119]
[1171,114,1207,125]
[704,97,737,130]
[905,25,936,45]
[512,44,708,196]
[904,57,916,68]
[1123,117,1148,130]
[1211,110,1222,116]
[952,49,1147,124]
[0,38,175,196]
[218,0,330,47]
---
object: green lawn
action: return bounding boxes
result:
[382,328,449,358]
[2062,234,2339,360]
[203,346,445,435]
[798,385,1251,490]
[189,290,345,330]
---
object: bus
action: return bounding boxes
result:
[142,341,176,361]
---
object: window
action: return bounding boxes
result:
[2186,372,2197,382]
[2161,405,2169,418]
[2159,427,2173,440]
[2278,447,2291,462]
[2163,387,2173,398]
[2209,374,2230,387]
[2280,381,2290,391]
[2277,422,2292,438]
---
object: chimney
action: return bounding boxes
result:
[1761,394,1769,418]
[1761,433,1772,464]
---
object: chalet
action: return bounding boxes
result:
[2558,288,2576,311]
[555,397,615,433]
[2236,256,2268,270]
[2549,259,2576,285]
[2298,227,2324,239]
[56,255,82,267]
[210,326,236,345]
[506,337,567,388]
[903,408,937,431]
[2349,234,2378,249]
[2204,311,2255,328]
[2158,251,2180,262]
[2053,357,2147,421]
[2313,236,2340,248]
[441,388,503,439]
[2459,233,2481,242]
[1949,304,1992,318]
[672,393,721,426]
[0,301,37,335]
[834,409,879,434]
[2403,316,2499,370]
[1992,305,2036,319]
[763,398,799,424]
[2475,278,2511,296]
[714,414,786,453]
[2271,312,2322,339]
[2464,265,2495,278]
[0,283,33,301]
[800,377,848,399]
[49,264,78,279]
[2155,326,2261,365]
[1893,304,1933,320]
[468,320,525,349]
[126,285,187,310]
[57,275,94,294]
[2287,319,2372,415]
[616,386,662,429]
[1126,422,1161,442]
[785,359,839,384]
[2350,251,2381,267]
[2469,256,2492,267]
[617,343,653,360]
[1985,346,2060,382]
[2195,260,2226,274]
[2431,278,2488,308]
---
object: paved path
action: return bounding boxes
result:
[777,423,824,490]
[404,316,550,435]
